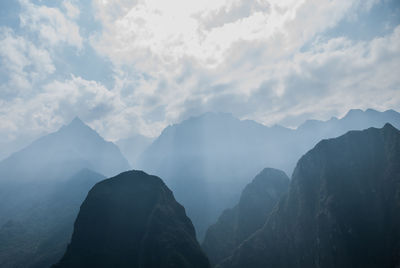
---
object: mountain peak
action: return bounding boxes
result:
[60,117,96,137]
[344,108,364,117]
[383,122,399,132]
[219,123,400,268]
[54,170,210,268]
[68,116,87,128]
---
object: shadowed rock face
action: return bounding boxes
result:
[219,124,400,268]
[202,168,289,266]
[137,109,400,240]
[54,170,210,268]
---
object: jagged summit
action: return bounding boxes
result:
[383,122,398,131]
[137,109,400,240]
[202,167,289,266]
[219,124,400,268]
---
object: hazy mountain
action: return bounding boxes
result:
[202,168,289,266]
[0,169,105,268]
[219,124,400,268]
[137,112,293,239]
[0,117,130,182]
[0,117,130,226]
[137,109,400,239]
[116,134,154,167]
[54,170,210,268]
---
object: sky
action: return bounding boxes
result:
[0,0,399,157]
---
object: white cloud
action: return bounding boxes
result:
[0,0,399,153]
[19,0,83,49]
[92,0,371,68]
[63,0,81,19]
[0,27,55,97]
[0,75,117,142]
[87,0,398,136]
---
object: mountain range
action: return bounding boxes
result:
[202,168,290,266]
[116,134,154,167]
[137,108,400,239]
[0,109,399,268]
[0,118,130,267]
[0,117,129,182]
[218,123,400,268]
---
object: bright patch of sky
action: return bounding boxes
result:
[0,0,399,159]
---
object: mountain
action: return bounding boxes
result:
[202,168,289,266]
[116,134,154,167]
[0,117,130,267]
[136,109,400,240]
[137,112,293,239]
[0,169,105,268]
[0,117,130,226]
[53,170,210,268]
[0,117,130,182]
[218,124,400,268]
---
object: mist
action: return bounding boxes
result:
[136,108,400,239]
[1,0,400,267]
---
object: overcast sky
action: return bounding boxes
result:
[0,0,399,155]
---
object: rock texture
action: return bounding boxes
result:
[202,168,289,266]
[219,124,400,268]
[137,109,400,239]
[54,170,210,268]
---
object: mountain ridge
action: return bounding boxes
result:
[218,123,400,268]
[137,108,400,240]
[202,168,290,266]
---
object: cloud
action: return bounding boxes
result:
[19,0,83,49]
[0,75,118,142]
[63,0,81,19]
[0,0,399,156]
[0,27,55,98]
[88,0,398,134]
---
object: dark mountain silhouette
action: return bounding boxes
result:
[0,169,105,268]
[219,124,400,268]
[202,168,289,266]
[136,109,400,239]
[54,170,210,268]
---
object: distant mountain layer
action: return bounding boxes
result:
[219,124,400,268]
[0,169,105,268]
[0,118,130,267]
[0,117,130,182]
[116,134,154,167]
[54,170,210,268]
[137,108,400,239]
[202,168,289,266]
[0,117,130,225]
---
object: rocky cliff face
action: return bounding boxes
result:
[219,124,400,268]
[136,109,400,240]
[202,168,289,266]
[54,170,210,268]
